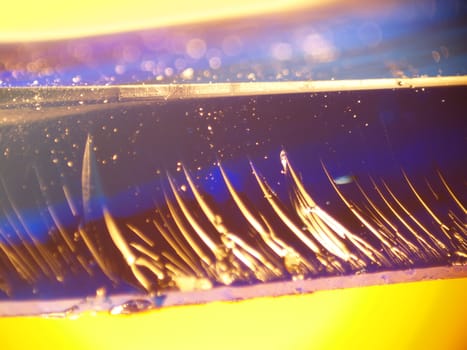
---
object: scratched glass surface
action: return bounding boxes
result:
[0,0,466,316]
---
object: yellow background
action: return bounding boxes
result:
[0,0,327,42]
[1,278,466,350]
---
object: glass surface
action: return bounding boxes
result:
[0,0,466,317]
[0,79,465,316]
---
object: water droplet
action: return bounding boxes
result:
[115,64,126,75]
[164,67,174,77]
[333,175,355,185]
[109,299,153,315]
[186,38,207,60]
[209,56,222,70]
[181,67,194,80]
[96,287,107,298]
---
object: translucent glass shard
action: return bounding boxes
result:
[0,80,466,316]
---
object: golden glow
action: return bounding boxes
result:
[1,278,466,349]
[0,0,330,42]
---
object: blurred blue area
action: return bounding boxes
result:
[0,0,466,86]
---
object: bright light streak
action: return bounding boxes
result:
[0,0,334,42]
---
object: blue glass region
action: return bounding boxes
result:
[0,86,464,246]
